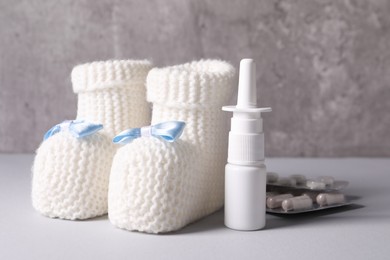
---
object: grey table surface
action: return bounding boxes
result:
[1,154,389,260]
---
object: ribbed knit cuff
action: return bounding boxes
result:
[72,60,153,93]
[147,60,236,108]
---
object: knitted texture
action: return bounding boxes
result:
[32,59,152,220]
[72,60,153,137]
[109,138,195,232]
[32,132,115,219]
[108,60,236,233]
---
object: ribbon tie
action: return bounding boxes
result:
[43,120,103,141]
[113,121,186,144]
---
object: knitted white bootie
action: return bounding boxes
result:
[108,60,236,233]
[32,60,152,220]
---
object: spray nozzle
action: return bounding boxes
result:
[223,59,271,114]
[237,59,257,109]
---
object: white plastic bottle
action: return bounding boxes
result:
[223,59,271,231]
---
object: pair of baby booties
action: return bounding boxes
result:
[31,59,236,233]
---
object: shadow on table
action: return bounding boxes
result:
[88,214,109,222]
[173,210,226,235]
[84,200,364,234]
[176,201,364,234]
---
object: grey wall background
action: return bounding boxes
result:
[0,0,389,156]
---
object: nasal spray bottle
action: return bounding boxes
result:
[223,59,271,231]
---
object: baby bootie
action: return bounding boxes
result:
[108,60,236,233]
[32,60,152,220]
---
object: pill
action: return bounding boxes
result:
[282,195,313,211]
[277,177,296,187]
[267,194,293,209]
[290,174,306,185]
[306,179,326,190]
[316,193,345,206]
[317,176,335,187]
[267,172,279,183]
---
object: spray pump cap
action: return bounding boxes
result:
[222,59,271,165]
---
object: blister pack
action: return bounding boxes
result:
[266,172,353,214]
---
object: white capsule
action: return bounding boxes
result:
[317,176,335,187]
[290,174,306,185]
[277,177,296,187]
[282,195,313,211]
[267,194,293,209]
[316,193,345,206]
[267,172,279,183]
[306,179,326,190]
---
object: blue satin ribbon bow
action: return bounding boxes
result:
[43,120,103,141]
[113,121,186,144]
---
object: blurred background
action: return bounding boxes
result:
[0,0,389,156]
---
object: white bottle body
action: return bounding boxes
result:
[224,163,266,231]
